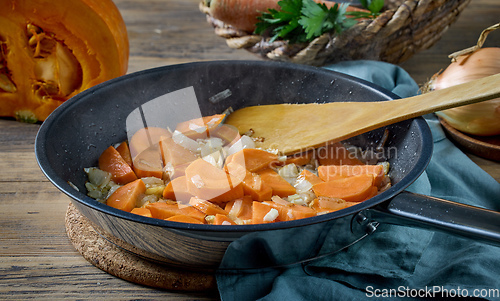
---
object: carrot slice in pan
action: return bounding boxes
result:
[166,215,204,224]
[130,207,153,217]
[98,145,137,184]
[106,179,145,212]
[226,148,280,172]
[257,168,296,198]
[225,196,253,221]
[297,169,324,185]
[318,164,385,187]
[189,197,227,216]
[213,214,237,225]
[115,141,133,167]
[312,174,375,202]
[145,202,205,222]
[162,176,193,204]
[175,114,225,140]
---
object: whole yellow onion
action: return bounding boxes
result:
[426,47,500,136]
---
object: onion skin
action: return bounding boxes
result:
[428,47,500,136]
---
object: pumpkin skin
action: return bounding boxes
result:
[0,0,129,122]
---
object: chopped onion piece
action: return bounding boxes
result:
[227,135,255,155]
[84,167,111,188]
[294,178,313,194]
[263,208,279,222]
[172,130,200,152]
[228,199,243,218]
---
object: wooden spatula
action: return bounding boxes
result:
[225,73,500,155]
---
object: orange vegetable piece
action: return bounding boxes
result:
[115,141,133,167]
[106,179,146,212]
[130,207,153,218]
[98,146,137,184]
[257,169,296,198]
[189,197,228,216]
[162,176,193,204]
[285,150,314,166]
[226,149,280,172]
[252,201,277,224]
[318,164,385,187]
[225,196,253,221]
[145,202,205,222]
[175,114,225,140]
[316,142,363,166]
[238,169,273,202]
[160,136,199,179]
[310,197,350,213]
[312,174,375,202]
[297,169,324,185]
[211,124,241,145]
[166,215,204,224]
[129,127,171,160]
[185,158,243,205]
[213,214,237,225]
[0,0,128,122]
[132,146,164,179]
[263,199,316,221]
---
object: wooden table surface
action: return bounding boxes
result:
[1,0,499,299]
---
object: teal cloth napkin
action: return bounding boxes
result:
[216,61,500,301]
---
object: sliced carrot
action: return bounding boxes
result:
[225,196,253,221]
[175,114,225,140]
[240,169,273,202]
[252,201,278,224]
[288,204,317,220]
[116,141,133,167]
[318,164,385,187]
[166,215,204,224]
[285,149,314,166]
[297,169,324,185]
[213,214,237,225]
[98,146,137,184]
[106,179,146,212]
[316,142,363,166]
[145,202,206,222]
[257,168,296,198]
[132,146,164,179]
[189,197,228,216]
[185,158,243,205]
[210,124,241,146]
[130,207,153,218]
[160,136,199,179]
[226,148,280,172]
[162,176,193,203]
[129,127,172,160]
[310,197,349,213]
[312,174,375,202]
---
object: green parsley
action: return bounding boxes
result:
[255,0,383,44]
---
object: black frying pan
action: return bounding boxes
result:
[35,61,500,271]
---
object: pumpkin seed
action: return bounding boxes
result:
[0,73,16,93]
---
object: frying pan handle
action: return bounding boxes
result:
[365,191,500,246]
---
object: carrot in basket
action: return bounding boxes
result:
[106,179,146,212]
[312,174,375,202]
[98,145,137,184]
[207,0,370,32]
[318,164,385,187]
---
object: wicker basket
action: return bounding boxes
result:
[200,0,472,66]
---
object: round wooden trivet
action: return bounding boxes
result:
[65,202,217,292]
